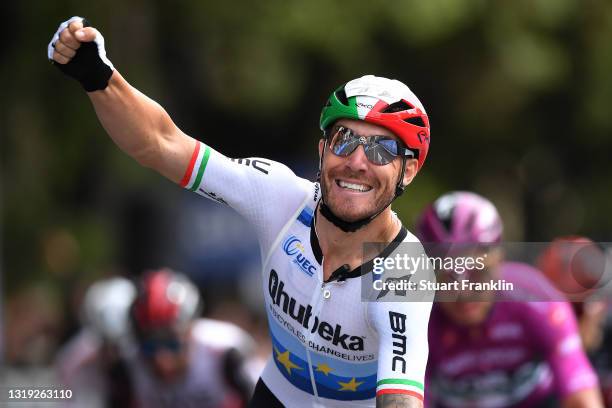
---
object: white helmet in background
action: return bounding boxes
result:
[83,276,136,342]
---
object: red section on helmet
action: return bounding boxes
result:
[133,270,179,331]
[537,236,605,303]
[363,99,430,170]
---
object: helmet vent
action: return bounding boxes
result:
[440,211,454,232]
[404,117,426,127]
[335,89,349,106]
[463,213,476,234]
[383,101,413,113]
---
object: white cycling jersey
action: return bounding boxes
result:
[181,141,432,407]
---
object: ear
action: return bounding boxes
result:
[318,139,325,159]
[401,159,419,187]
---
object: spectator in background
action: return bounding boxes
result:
[538,237,612,407]
[416,191,603,408]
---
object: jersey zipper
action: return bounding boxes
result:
[305,262,326,401]
[308,264,350,403]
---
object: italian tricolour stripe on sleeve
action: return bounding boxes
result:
[180,141,211,191]
[376,379,424,400]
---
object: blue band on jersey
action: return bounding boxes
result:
[267,312,377,400]
[297,206,314,227]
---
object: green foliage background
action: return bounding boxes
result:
[3,0,612,291]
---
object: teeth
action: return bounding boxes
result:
[337,180,371,192]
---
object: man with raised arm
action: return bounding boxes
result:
[48,16,433,408]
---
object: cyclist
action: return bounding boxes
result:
[48,16,433,407]
[538,237,612,407]
[127,268,256,408]
[56,271,256,408]
[416,191,603,407]
[55,276,137,408]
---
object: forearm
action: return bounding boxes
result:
[561,388,604,408]
[377,394,423,408]
[87,70,190,182]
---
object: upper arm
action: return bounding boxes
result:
[376,393,424,408]
[367,242,434,403]
[178,140,311,254]
[530,302,600,401]
[368,299,432,403]
[221,347,256,401]
[561,388,604,408]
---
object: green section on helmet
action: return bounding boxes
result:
[319,86,360,132]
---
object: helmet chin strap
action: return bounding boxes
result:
[317,140,406,233]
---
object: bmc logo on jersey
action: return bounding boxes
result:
[282,236,317,277]
[389,311,408,374]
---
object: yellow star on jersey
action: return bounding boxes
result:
[315,363,333,376]
[296,242,305,252]
[274,347,302,375]
[338,377,364,391]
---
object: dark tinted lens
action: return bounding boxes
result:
[329,127,399,165]
[140,338,181,356]
[364,144,396,165]
[140,340,156,357]
[375,137,400,155]
[330,128,359,157]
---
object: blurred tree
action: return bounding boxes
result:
[3,0,612,293]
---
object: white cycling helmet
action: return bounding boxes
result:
[83,276,136,342]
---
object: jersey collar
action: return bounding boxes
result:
[310,211,408,282]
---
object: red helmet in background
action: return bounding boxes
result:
[537,236,606,305]
[131,268,202,337]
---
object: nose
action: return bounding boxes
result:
[151,350,181,380]
[343,144,370,172]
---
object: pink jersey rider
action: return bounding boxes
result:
[417,191,600,408]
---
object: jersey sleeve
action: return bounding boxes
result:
[367,298,433,402]
[423,310,441,407]
[179,141,311,256]
[527,301,599,398]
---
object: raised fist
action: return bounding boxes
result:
[48,16,114,92]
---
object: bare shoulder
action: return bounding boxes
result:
[376,393,423,408]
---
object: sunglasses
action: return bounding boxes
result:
[328,126,415,165]
[139,337,182,357]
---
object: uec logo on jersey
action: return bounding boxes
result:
[283,236,317,276]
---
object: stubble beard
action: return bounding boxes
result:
[320,169,395,223]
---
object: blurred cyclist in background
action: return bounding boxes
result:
[538,237,612,407]
[56,276,136,408]
[416,191,603,408]
[127,268,256,408]
[57,270,257,408]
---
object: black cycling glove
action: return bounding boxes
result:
[47,16,114,92]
